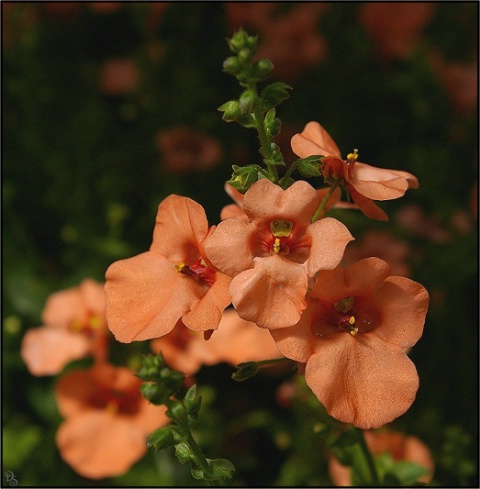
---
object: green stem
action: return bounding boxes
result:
[312,180,339,222]
[282,159,301,182]
[185,431,222,487]
[253,106,278,181]
[356,428,381,486]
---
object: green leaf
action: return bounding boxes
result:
[209,458,236,480]
[261,82,292,109]
[386,460,429,485]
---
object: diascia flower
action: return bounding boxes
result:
[291,121,419,221]
[21,279,108,376]
[55,363,169,479]
[329,429,434,485]
[105,195,232,342]
[271,257,429,429]
[150,309,283,375]
[204,179,353,330]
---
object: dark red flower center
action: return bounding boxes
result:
[175,257,216,287]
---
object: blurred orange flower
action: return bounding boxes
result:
[291,122,419,221]
[271,257,429,429]
[105,195,232,342]
[151,309,283,375]
[21,279,108,376]
[155,126,222,173]
[329,429,434,485]
[359,2,435,60]
[55,363,169,479]
[205,179,353,330]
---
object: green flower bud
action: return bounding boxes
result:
[251,58,274,80]
[227,28,249,52]
[222,56,242,75]
[239,89,255,114]
[218,100,241,122]
[227,165,258,193]
[238,47,253,63]
[175,442,194,464]
[147,426,176,450]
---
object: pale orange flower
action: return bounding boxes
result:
[271,257,429,429]
[359,2,435,60]
[151,309,283,375]
[329,429,434,485]
[291,122,419,221]
[55,363,169,479]
[204,179,353,330]
[105,195,232,342]
[21,279,108,376]
[155,126,222,173]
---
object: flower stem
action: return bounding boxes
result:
[312,180,339,222]
[356,428,381,486]
[186,431,222,487]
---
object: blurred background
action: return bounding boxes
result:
[3,2,478,486]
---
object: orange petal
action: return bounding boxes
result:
[105,252,202,342]
[305,334,419,429]
[306,217,354,276]
[291,121,341,158]
[242,179,319,224]
[203,219,256,276]
[349,187,389,221]
[270,306,316,363]
[182,271,232,331]
[56,412,148,479]
[230,255,308,329]
[21,327,90,376]
[350,163,410,200]
[151,194,208,264]
[370,276,429,349]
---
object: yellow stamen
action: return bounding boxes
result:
[270,219,293,237]
[349,327,359,336]
[348,315,355,325]
[346,148,359,162]
[89,315,102,329]
[175,262,186,272]
[273,237,281,254]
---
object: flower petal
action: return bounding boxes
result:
[151,194,208,264]
[242,179,319,224]
[306,217,354,276]
[230,255,308,329]
[56,412,148,479]
[105,252,202,342]
[182,271,232,331]
[21,327,90,376]
[370,276,429,348]
[305,334,419,429]
[203,219,256,276]
[291,121,341,158]
[349,187,389,221]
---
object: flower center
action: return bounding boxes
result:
[269,219,293,255]
[311,296,380,338]
[70,314,104,337]
[175,257,216,287]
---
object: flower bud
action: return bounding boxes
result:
[251,58,274,80]
[261,82,292,109]
[218,100,241,122]
[222,56,242,76]
[227,165,258,193]
[239,89,255,114]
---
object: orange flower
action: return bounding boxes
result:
[105,195,232,342]
[204,179,353,330]
[151,309,283,375]
[21,279,108,376]
[329,429,434,485]
[55,363,169,479]
[271,257,429,429]
[291,122,419,221]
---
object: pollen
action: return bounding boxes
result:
[273,237,281,254]
[175,262,186,272]
[348,315,355,325]
[347,148,359,162]
[349,326,359,336]
[270,219,293,237]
